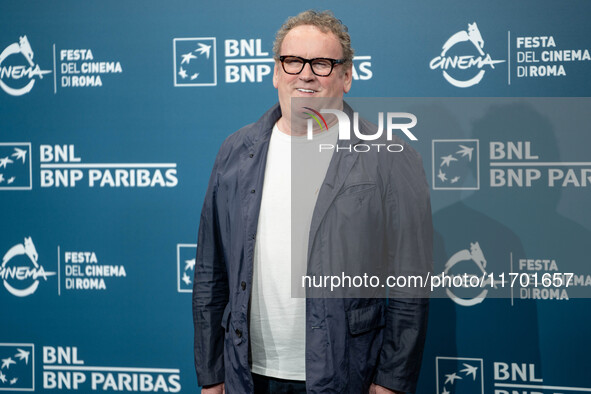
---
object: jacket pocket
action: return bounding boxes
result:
[334,182,376,200]
[221,303,231,332]
[347,303,385,336]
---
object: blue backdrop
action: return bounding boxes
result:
[2,1,590,393]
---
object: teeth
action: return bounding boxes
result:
[298,88,315,93]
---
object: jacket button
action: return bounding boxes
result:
[241,281,246,290]
[235,329,242,338]
[250,189,255,193]
[249,153,254,158]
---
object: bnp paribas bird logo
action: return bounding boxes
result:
[432,139,479,190]
[176,244,196,293]
[0,344,34,391]
[436,357,483,394]
[0,143,32,191]
[173,38,216,87]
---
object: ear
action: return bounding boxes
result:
[273,61,279,89]
[343,65,353,94]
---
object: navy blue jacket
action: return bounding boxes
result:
[193,102,432,393]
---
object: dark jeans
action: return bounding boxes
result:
[252,373,307,394]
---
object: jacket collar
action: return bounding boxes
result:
[242,103,281,148]
[307,100,363,267]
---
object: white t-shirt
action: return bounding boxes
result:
[249,122,337,380]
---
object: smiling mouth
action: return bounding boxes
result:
[297,88,316,93]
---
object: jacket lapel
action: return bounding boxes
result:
[307,102,362,268]
[238,105,281,269]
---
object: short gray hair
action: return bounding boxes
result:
[273,10,354,66]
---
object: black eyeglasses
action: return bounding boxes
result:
[279,56,345,77]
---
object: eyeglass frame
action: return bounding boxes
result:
[278,55,346,77]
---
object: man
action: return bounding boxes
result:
[193,10,432,394]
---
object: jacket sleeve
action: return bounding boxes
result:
[193,148,229,387]
[373,147,433,393]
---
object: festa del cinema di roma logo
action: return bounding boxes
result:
[1,237,55,297]
[0,36,51,96]
[439,242,504,307]
[430,22,505,88]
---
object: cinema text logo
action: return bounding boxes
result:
[304,108,417,153]
[430,22,505,88]
[515,35,590,79]
[1,237,55,297]
[438,242,503,307]
[0,36,51,96]
[59,48,123,88]
[515,255,589,302]
[62,250,127,292]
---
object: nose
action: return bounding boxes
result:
[299,62,316,81]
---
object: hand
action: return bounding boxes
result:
[201,383,224,394]
[369,383,403,394]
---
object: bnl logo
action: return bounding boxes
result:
[0,143,32,190]
[436,357,484,394]
[173,38,216,86]
[177,244,196,293]
[0,343,34,391]
[432,139,479,190]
